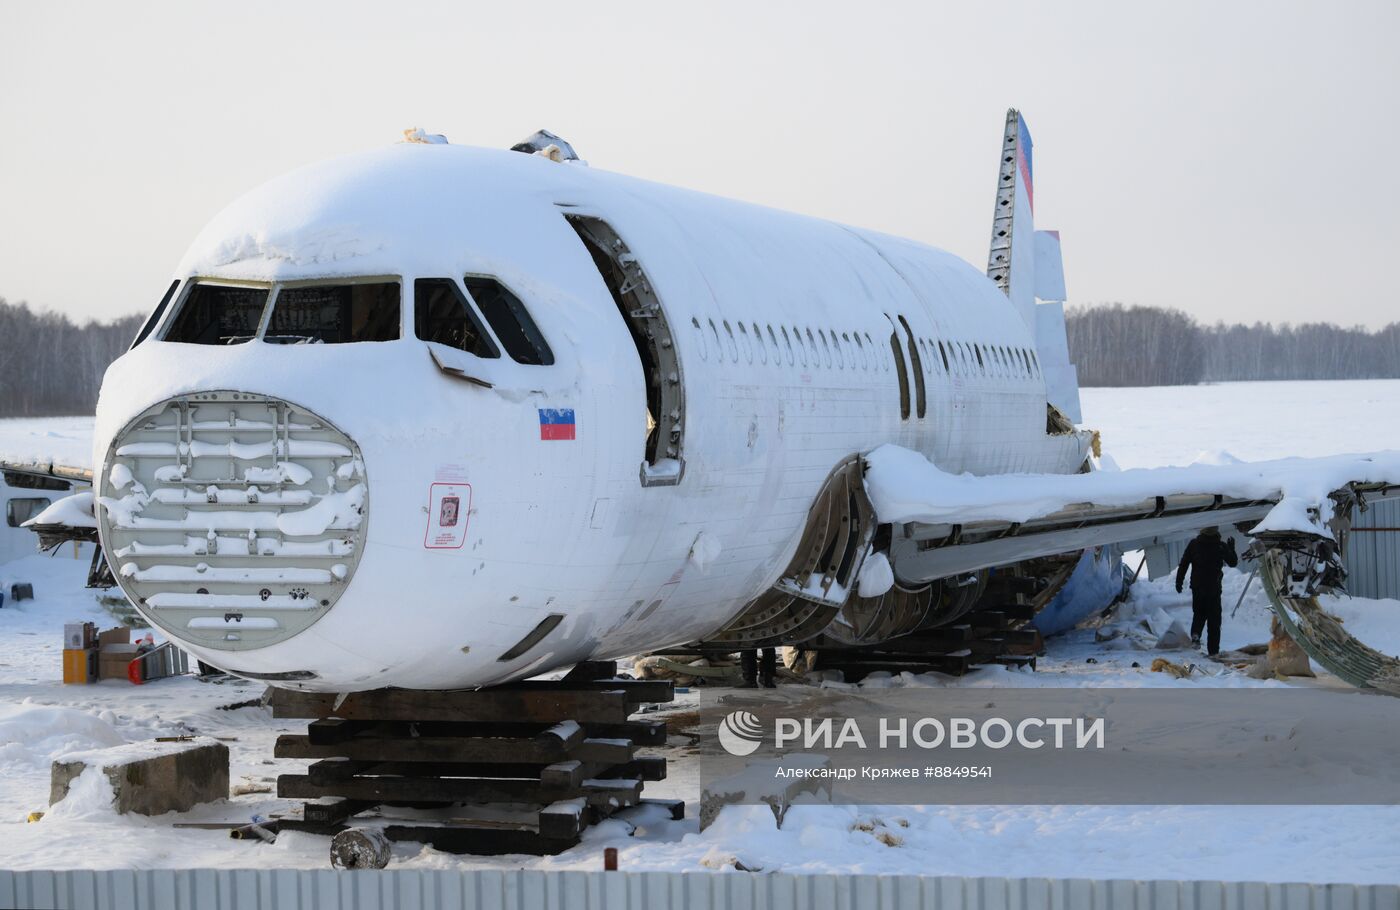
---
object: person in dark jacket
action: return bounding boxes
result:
[739,648,776,688]
[1175,527,1238,655]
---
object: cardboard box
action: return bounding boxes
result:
[99,643,140,680]
[62,649,98,684]
[64,622,97,650]
[97,627,131,648]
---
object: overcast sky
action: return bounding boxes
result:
[2,1,1396,329]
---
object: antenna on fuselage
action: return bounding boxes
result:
[510,129,580,163]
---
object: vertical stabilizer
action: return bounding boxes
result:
[987,109,1083,424]
[987,109,1038,331]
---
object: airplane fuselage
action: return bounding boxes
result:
[94,142,1088,690]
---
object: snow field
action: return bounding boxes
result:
[0,381,1398,879]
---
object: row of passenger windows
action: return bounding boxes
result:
[144,277,554,365]
[689,316,1041,382]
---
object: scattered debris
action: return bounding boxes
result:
[1150,658,1195,679]
[217,699,264,712]
[1267,616,1316,677]
[330,827,391,870]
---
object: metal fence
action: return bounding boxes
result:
[1349,497,1400,600]
[2,869,1397,910]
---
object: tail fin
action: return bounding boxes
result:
[986,109,1082,423]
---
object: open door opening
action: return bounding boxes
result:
[565,214,686,486]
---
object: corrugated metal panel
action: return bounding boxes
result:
[1348,498,1400,600]
[1,869,1398,910]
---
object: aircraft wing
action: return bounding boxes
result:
[862,442,1400,576]
[0,457,94,486]
[867,444,1400,587]
[863,445,1400,692]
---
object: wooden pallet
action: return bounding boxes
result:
[810,602,1043,682]
[269,662,679,855]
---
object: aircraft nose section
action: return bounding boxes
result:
[96,391,368,653]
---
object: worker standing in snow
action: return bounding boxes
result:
[739,648,777,688]
[1175,527,1239,656]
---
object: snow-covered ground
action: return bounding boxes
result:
[0,416,94,471]
[2,381,1399,882]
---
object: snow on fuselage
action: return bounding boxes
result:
[94,143,1087,691]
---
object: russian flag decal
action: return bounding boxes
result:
[538,408,576,441]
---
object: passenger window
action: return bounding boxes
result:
[866,332,884,371]
[737,323,753,363]
[131,280,180,349]
[7,497,51,527]
[781,327,795,365]
[806,329,820,367]
[414,279,498,357]
[723,321,738,362]
[163,282,270,345]
[465,276,554,365]
[691,318,708,361]
[937,340,950,373]
[269,282,400,344]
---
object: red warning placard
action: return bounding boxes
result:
[424,482,472,549]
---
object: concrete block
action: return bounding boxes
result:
[51,737,229,815]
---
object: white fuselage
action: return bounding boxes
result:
[94,144,1087,691]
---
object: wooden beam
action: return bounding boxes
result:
[583,720,667,746]
[280,773,567,805]
[277,734,575,764]
[382,825,579,856]
[270,687,633,724]
[301,798,377,826]
[306,717,374,745]
[510,679,675,704]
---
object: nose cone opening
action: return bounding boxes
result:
[96,391,368,651]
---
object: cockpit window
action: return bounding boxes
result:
[163,282,271,345]
[414,279,499,358]
[464,276,554,366]
[130,280,180,350]
[266,282,400,344]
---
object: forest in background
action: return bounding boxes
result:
[1066,303,1400,387]
[0,298,141,417]
[1,297,1398,416]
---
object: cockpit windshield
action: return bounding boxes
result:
[162,282,270,345]
[266,282,400,344]
[161,279,401,345]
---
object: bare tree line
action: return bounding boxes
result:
[2,296,1397,414]
[0,298,142,417]
[1067,303,1400,387]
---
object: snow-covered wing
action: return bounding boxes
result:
[865,444,1400,585]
